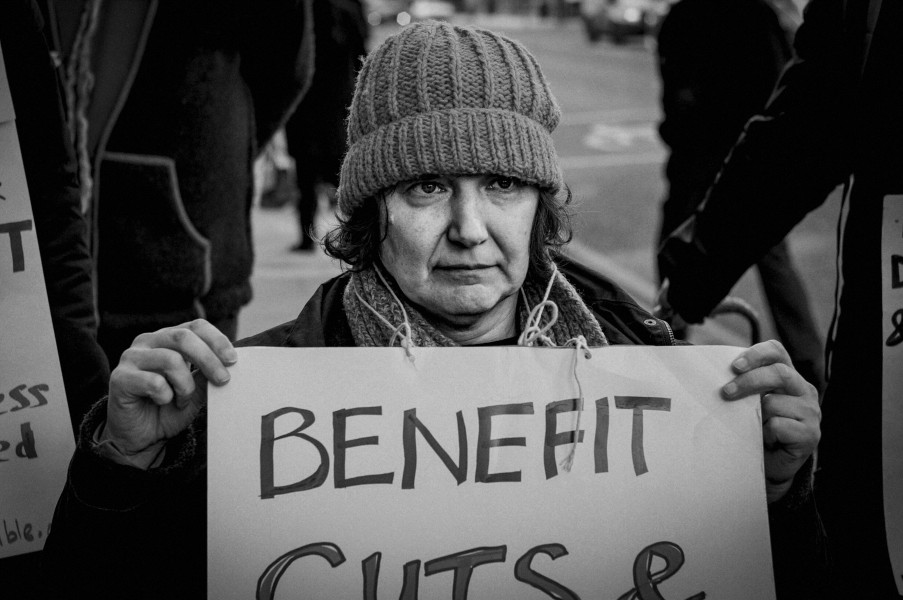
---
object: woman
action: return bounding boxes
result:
[42,21,820,599]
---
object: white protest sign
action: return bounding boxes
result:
[208,345,775,599]
[882,194,903,594]
[0,42,76,559]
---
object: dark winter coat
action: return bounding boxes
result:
[43,0,314,336]
[3,0,110,430]
[656,0,792,240]
[659,0,903,596]
[284,0,368,176]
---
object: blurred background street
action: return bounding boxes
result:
[241,8,839,348]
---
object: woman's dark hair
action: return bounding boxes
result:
[323,185,573,279]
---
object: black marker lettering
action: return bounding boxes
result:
[544,398,584,479]
[892,255,902,289]
[0,220,33,272]
[425,545,507,600]
[28,384,50,407]
[617,541,705,600]
[514,543,579,600]
[362,552,381,600]
[402,408,468,489]
[15,422,37,458]
[595,397,610,473]
[260,407,329,499]
[334,407,394,488]
[476,403,534,483]
[9,384,30,412]
[362,553,421,600]
[615,397,671,476]
[256,542,345,600]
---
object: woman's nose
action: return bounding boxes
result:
[447,191,488,247]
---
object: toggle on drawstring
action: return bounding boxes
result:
[353,265,416,362]
[518,266,594,472]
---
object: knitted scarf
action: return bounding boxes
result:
[343,264,608,348]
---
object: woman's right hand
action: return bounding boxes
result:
[103,320,237,459]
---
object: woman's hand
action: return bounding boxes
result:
[103,320,237,460]
[721,340,821,504]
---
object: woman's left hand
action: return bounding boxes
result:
[721,340,821,504]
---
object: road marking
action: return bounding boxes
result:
[583,123,661,152]
[559,152,664,170]
[561,108,660,126]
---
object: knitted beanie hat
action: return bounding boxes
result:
[336,20,563,213]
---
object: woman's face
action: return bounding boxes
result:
[379,174,539,335]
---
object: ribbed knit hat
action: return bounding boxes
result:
[336,20,563,213]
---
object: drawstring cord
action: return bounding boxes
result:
[561,335,592,472]
[517,268,559,347]
[517,266,596,472]
[353,265,416,362]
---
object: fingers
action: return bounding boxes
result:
[116,347,199,409]
[721,341,823,504]
[131,319,236,386]
[762,411,820,450]
[762,413,821,503]
[110,356,178,406]
[111,320,236,410]
[761,392,821,425]
[721,340,815,400]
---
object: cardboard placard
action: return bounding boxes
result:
[0,42,76,559]
[208,345,775,599]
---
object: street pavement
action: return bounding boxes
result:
[237,200,342,339]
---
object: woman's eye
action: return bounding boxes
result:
[419,182,439,194]
[493,177,517,190]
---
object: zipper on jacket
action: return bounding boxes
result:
[661,318,677,346]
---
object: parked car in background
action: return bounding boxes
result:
[364,0,411,26]
[580,0,670,43]
[409,0,456,21]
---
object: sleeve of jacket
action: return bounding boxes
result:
[42,398,208,599]
[240,0,316,153]
[658,0,854,323]
[2,0,110,430]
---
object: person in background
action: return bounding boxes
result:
[658,0,903,596]
[1,0,110,597]
[655,0,825,395]
[284,0,369,251]
[41,0,315,364]
[43,21,822,599]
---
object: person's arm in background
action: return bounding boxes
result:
[239,0,316,154]
[3,0,110,431]
[658,0,853,324]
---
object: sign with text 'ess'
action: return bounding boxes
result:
[0,43,76,559]
[208,346,775,599]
